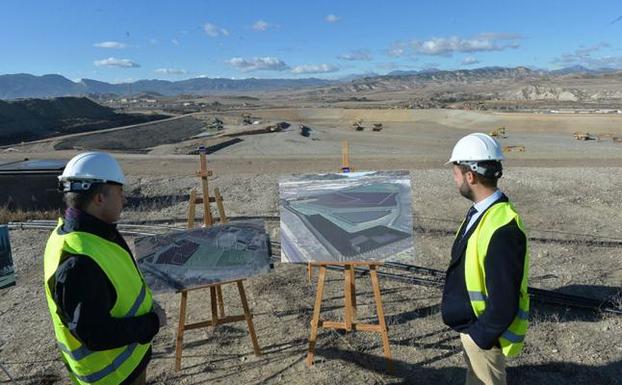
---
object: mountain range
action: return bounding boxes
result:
[0,66,620,99]
[0,74,334,99]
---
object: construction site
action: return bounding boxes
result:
[0,101,620,384]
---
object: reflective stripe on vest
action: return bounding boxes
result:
[57,285,147,361]
[44,219,153,385]
[462,202,530,357]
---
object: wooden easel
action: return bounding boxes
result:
[186,145,227,229]
[306,141,353,284]
[175,146,262,372]
[305,141,393,371]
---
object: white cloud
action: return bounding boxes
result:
[204,22,229,37]
[553,43,622,68]
[388,33,522,58]
[413,34,521,56]
[338,49,372,61]
[93,41,127,49]
[93,57,140,68]
[149,38,159,45]
[291,64,339,74]
[325,14,340,23]
[388,41,407,57]
[228,57,289,72]
[171,38,180,45]
[154,68,187,75]
[462,56,480,65]
[252,20,270,31]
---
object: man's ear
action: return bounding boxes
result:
[92,191,105,206]
[465,171,476,185]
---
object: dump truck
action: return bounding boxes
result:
[574,132,596,141]
[265,121,290,132]
[503,145,526,152]
[206,117,224,130]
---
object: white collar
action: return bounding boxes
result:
[473,190,503,214]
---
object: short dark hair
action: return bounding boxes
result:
[63,183,108,210]
[457,161,500,189]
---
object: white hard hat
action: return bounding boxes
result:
[59,152,126,192]
[447,133,505,164]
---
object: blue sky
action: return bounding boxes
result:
[1,0,621,82]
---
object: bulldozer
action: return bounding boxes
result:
[352,119,364,131]
[372,123,383,132]
[490,127,507,138]
[299,124,311,137]
[241,113,253,125]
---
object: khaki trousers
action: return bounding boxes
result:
[460,333,506,385]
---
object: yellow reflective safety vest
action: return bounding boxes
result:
[463,202,529,357]
[43,219,153,385]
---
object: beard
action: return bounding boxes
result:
[459,179,474,201]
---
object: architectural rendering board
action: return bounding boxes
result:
[135,220,272,292]
[0,226,16,290]
[279,170,414,263]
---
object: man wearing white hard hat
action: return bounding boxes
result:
[43,152,165,385]
[441,133,529,385]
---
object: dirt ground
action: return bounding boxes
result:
[1,108,621,384]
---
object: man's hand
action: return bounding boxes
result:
[152,301,167,328]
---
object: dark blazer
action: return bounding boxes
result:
[441,194,527,349]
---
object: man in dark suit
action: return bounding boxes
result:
[442,133,530,385]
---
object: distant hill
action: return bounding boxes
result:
[550,65,620,75]
[0,73,335,99]
[0,97,167,145]
[315,67,541,94]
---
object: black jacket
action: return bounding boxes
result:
[441,194,527,350]
[47,208,159,385]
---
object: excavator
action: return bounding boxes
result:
[352,119,364,131]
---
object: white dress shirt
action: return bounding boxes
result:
[464,189,503,234]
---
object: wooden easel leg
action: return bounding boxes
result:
[344,265,353,332]
[370,266,393,371]
[175,290,188,372]
[216,284,226,318]
[209,286,219,328]
[307,262,312,284]
[187,190,197,229]
[237,280,262,356]
[306,265,327,367]
[349,267,357,321]
[199,151,214,227]
[214,188,228,224]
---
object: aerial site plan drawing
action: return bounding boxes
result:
[135,220,272,292]
[279,170,414,263]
